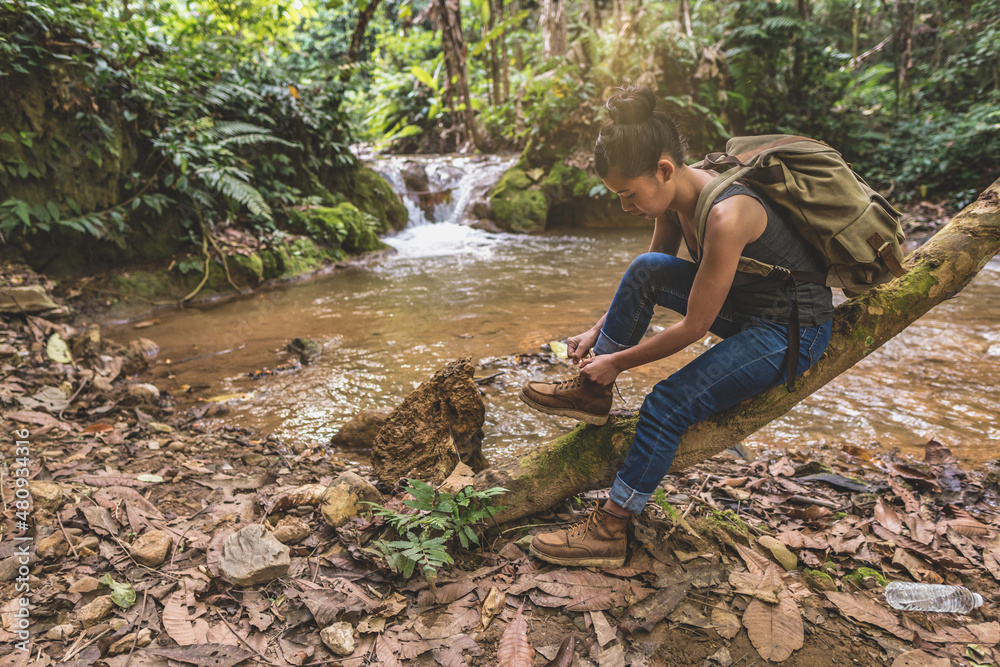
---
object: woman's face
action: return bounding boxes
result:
[601,159,675,220]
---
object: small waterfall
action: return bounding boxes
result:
[366,153,517,228]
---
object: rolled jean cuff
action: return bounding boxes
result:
[594,330,633,356]
[609,473,652,514]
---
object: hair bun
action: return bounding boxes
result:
[605,85,656,124]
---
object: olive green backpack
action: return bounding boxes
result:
[683,135,908,390]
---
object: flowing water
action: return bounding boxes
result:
[109,156,1000,466]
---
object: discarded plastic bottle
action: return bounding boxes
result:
[884,581,984,613]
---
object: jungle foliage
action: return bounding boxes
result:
[0,0,997,251]
[348,0,999,207]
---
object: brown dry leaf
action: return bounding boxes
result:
[923,440,960,467]
[80,504,119,536]
[742,594,803,662]
[892,548,933,582]
[94,486,163,519]
[943,512,990,538]
[889,479,921,515]
[945,527,982,565]
[824,592,913,640]
[590,610,617,647]
[711,603,741,640]
[872,525,970,568]
[751,563,784,604]
[374,636,405,667]
[619,580,691,635]
[421,593,480,639]
[890,649,951,667]
[769,457,796,477]
[787,505,834,521]
[479,586,506,630]
[438,460,476,494]
[542,636,575,667]
[875,498,903,533]
[498,603,533,667]
[598,642,627,667]
[528,592,572,608]
[733,543,770,576]
[162,589,210,645]
[143,644,254,667]
[905,513,937,545]
[75,474,150,488]
[984,536,1000,582]
[563,588,620,612]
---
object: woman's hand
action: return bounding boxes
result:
[578,354,622,385]
[567,329,600,365]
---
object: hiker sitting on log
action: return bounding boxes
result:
[519,85,835,568]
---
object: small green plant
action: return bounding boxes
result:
[365,479,506,581]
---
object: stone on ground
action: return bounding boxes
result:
[320,622,356,656]
[79,595,115,627]
[320,472,383,528]
[220,524,291,586]
[130,530,172,567]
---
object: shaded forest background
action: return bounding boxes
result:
[0,0,998,269]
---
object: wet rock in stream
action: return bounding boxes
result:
[371,357,489,486]
[330,408,391,450]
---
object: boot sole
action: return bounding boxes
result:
[529,544,626,568]
[518,389,609,426]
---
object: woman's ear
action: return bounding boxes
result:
[657,158,676,183]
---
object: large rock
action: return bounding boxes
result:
[0,285,59,313]
[371,358,488,486]
[329,409,391,450]
[220,524,291,586]
[320,472,383,528]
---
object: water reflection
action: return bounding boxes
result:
[113,227,1000,467]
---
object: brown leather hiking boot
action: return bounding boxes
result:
[518,376,613,425]
[530,507,629,568]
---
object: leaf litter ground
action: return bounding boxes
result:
[3,282,1000,666]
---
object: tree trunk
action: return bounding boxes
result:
[499,0,510,102]
[894,0,914,109]
[541,0,568,58]
[791,0,810,100]
[678,0,692,37]
[852,0,861,62]
[475,179,1000,523]
[487,0,502,106]
[340,0,383,82]
[435,0,486,150]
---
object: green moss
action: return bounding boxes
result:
[286,203,387,255]
[516,414,639,483]
[110,269,176,300]
[328,166,408,233]
[490,167,549,234]
[844,567,887,588]
[700,509,752,538]
[230,252,264,282]
[273,237,334,276]
[803,568,837,591]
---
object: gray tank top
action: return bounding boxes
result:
[713,183,834,326]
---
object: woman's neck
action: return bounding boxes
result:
[668,167,716,222]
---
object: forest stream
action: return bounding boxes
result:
[106,156,1000,468]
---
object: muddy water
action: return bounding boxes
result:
[112,224,1000,467]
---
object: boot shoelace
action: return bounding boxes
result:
[566,508,607,538]
[575,351,631,410]
[555,376,584,390]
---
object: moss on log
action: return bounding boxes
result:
[476,178,1000,523]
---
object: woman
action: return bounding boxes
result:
[519,85,834,568]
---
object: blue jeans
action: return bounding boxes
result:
[593,253,833,514]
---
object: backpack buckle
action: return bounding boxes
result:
[876,240,890,255]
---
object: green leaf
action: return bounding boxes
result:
[99,573,136,609]
[410,65,438,92]
[46,333,72,364]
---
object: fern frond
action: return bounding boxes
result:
[216,173,272,220]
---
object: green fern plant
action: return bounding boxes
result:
[364,479,507,581]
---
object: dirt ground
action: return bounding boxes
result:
[3,257,999,667]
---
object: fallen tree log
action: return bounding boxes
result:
[475,178,1000,523]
